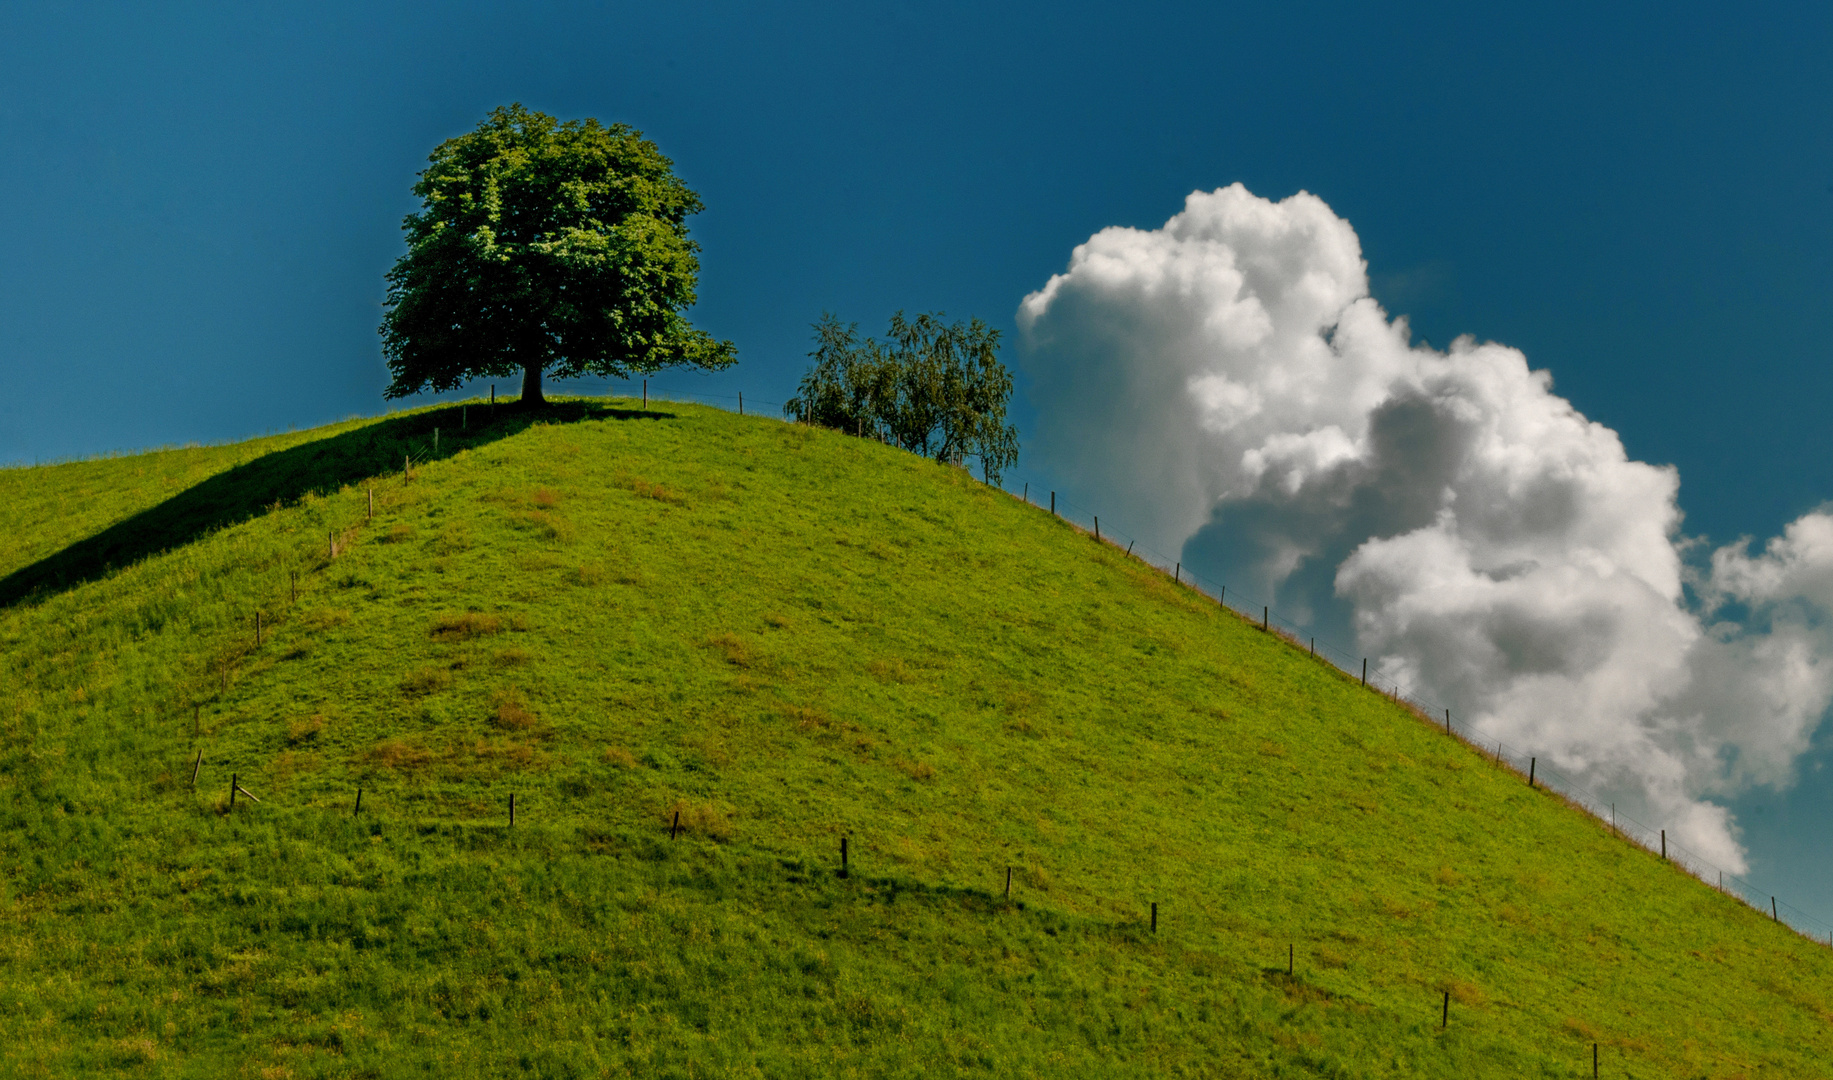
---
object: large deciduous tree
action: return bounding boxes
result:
[380,104,735,405]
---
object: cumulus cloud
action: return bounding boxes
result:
[1017,183,1833,871]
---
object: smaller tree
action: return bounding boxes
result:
[786,311,1020,483]
[787,314,895,434]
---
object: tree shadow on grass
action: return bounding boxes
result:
[0,401,674,610]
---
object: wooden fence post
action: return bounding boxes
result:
[508,793,515,827]
[1262,606,1268,631]
[1150,902,1157,933]
[1441,990,1449,1028]
[840,835,849,878]
[1661,829,1666,860]
[229,772,237,808]
[189,749,202,788]
[1004,866,1012,899]
[1445,708,1452,735]
[1361,659,1367,686]
[739,392,744,415]
[354,787,362,816]
[1529,757,1536,788]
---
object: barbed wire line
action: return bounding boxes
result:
[1013,484,1833,946]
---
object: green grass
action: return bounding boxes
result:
[2,397,1829,1078]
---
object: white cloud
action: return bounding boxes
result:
[1018,183,1833,872]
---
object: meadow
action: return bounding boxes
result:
[1,398,1827,1077]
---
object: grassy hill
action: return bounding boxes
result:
[2,397,1829,1078]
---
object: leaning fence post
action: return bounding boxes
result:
[189,749,202,788]
[1004,866,1012,899]
[1529,757,1536,788]
[1361,659,1367,686]
[1441,990,1449,1028]
[1445,708,1452,735]
[1175,562,1180,582]
[1095,516,1100,540]
[1773,896,1779,921]
[354,787,362,816]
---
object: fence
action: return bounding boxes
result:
[1035,490,1833,948]
[602,385,1833,946]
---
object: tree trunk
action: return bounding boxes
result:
[520,362,546,408]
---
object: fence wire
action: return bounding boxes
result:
[1033,487,1833,947]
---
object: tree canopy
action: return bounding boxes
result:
[380,104,735,405]
[786,312,1020,483]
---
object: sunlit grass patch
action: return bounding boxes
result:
[2,397,1830,1079]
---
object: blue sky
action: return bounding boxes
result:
[4,1,1832,915]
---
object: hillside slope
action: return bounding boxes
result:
[2,398,1829,1078]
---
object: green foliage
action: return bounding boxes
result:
[380,104,735,404]
[787,311,1019,482]
[2,402,1831,1077]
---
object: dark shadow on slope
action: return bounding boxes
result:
[0,401,674,610]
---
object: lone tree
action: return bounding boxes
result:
[380,104,735,406]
